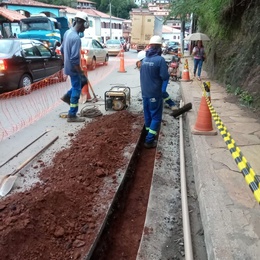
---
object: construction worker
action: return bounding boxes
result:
[60,12,89,122]
[137,51,177,111]
[139,35,170,148]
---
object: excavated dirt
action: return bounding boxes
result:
[0,110,144,260]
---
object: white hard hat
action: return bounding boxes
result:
[137,50,146,61]
[149,35,162,45]
[75,12,88,22]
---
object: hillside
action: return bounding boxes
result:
[203,0,260,117]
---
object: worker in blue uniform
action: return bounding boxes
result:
[137,51,177,111]
[60,12,89,122]
[139,35,170,148]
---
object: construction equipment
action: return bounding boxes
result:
[0,136,59,197]
[104,86,131,111]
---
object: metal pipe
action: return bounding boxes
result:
[179,100,194,260]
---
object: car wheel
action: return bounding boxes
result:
[104,54,109,65]
[90,58,96,70]
[19,74,32,94]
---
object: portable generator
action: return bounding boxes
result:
[104,86,131,111]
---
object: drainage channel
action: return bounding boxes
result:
[83,127,155,259]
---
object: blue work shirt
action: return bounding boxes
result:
[140,47,169,98]
[60,28,81,76]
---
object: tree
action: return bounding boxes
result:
[95,0,137,19]
[38,0,137,19]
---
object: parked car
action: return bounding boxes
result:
[81,38,109,70]
[105,39,122,56]
[0,39,64,94]
[167,41,180,48]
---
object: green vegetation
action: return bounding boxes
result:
[39,0,137,19]
[239,91,253,106]
[96,0,137,19]
[225,84,254,107]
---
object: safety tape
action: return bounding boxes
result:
[198,82,260,203]
[183,62,260,202]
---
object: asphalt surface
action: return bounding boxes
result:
[1,53,260,259]
[137,57,260,260]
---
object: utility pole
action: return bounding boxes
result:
[109,0,112,39]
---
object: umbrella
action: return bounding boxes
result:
[184,33,210,41]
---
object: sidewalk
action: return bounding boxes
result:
[181,58,260,259]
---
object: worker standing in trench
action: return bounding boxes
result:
[138,35,170,149]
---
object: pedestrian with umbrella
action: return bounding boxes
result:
[192,40,206,81]
[184,33,210,81]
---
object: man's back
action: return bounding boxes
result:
[61,28,81,76]
[140,47,169,98]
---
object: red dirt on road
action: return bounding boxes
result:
[0,110,144,260]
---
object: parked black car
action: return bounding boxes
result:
[0,39,63,94]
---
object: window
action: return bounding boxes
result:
[22,43,38,57]
[0,41,12,54]
[93,40,102,49]
[35,43,51,57]
[21,20,52,32]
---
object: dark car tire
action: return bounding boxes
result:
[19,74,32,94]
[89,58,96,70]
[104,54,109,65]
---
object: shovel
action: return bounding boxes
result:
[88,80,99,102]
[0,135,59,197]
[0,129,51,168]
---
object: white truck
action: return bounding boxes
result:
[130,11,163,52]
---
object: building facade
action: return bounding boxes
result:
[0,0,123,43]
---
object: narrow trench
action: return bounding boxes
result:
[90,131,156,260]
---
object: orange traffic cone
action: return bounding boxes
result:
[118,50,126,73]
[79,50,92,102]
[192,96,217,135]
[81,50,88,72]
[181,59,191,82]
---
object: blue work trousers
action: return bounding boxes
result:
[143,97,163,143]
[66,74,82,117]
[161,79,175,107]
[193,58,203,77]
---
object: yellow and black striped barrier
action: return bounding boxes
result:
[198,81,260,203]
